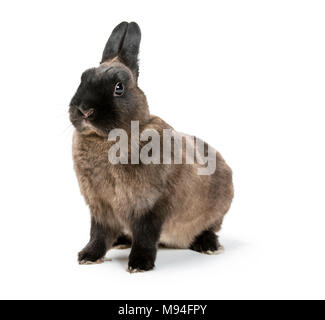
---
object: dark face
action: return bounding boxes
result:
[69,62,140,136]
[69,21,148,136]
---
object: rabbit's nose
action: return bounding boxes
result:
[79,107,95,119]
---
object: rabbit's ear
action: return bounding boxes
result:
[101,22,141,79]
[119,22,141,79]
[101,22,129,63]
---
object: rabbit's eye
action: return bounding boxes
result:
[114,82,124,96]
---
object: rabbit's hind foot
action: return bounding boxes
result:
[190,229,224,255]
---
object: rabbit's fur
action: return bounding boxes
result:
[70,22,234,272]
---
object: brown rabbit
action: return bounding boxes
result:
[69,22,234,272]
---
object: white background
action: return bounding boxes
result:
[0,0,324,300]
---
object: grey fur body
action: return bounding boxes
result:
[73,115,233,249]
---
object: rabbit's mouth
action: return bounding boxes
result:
[79,118,106,136]
[69,107,103,136]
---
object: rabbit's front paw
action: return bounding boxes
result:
[127,251,155,273]
[78,244,106,265]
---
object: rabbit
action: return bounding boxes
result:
[69,21,234,272]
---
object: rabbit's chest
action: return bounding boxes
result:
[73,134,160,218]
[73,143,115,198]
